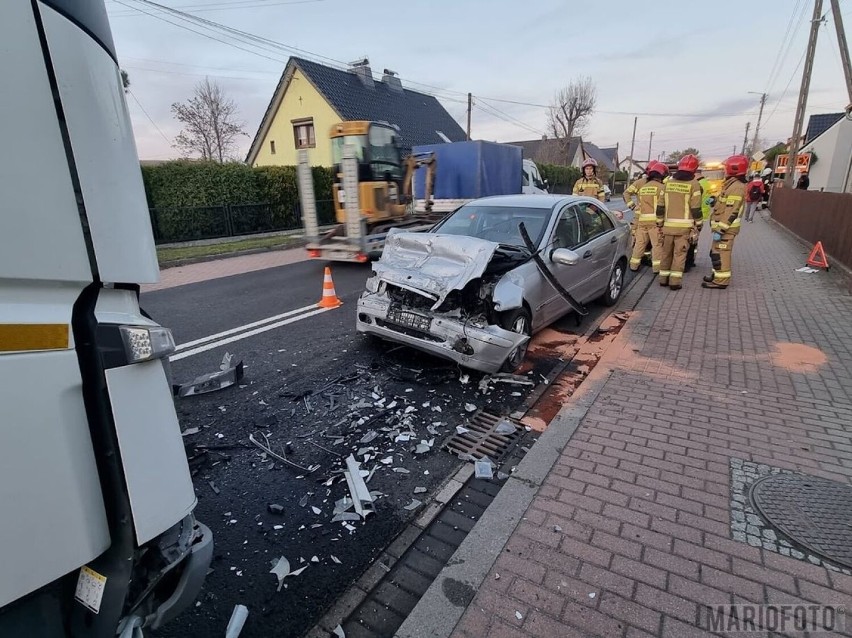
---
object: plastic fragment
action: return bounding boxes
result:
[330,555,342,564]
[404,499,422,511]
[225,604,249,638]
[494,419,517,435]
[393,467,410,474]
[414,487,427,494]
[515,611,523,621]
[474,460,494,479]
[464,403,477,413]
[311,506,321,515]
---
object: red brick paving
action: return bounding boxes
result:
[451,216,852,637]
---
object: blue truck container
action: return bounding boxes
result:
[412,140,523,200]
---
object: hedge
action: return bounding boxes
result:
[538,163,581,194]
[140,161,335,209]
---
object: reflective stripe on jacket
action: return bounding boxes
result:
[662,178,703,229]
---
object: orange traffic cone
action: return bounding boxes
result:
[317,267,342,308]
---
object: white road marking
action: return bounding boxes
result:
[171,305,335,361]
[173,303,319,353]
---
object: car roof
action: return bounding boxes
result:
[465,194,585,209]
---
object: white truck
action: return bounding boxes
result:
[0,2,211,636]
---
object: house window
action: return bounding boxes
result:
[270,140,276,154]
[293,119,316,149]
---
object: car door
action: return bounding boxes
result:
[537,204,594,323]
[577,202,618,301]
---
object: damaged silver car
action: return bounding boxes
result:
[356,195,631,373]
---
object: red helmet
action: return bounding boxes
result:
[677,154,699,173]
[582,158,598,169]
[647,160,669,177]
[724,154,749,177]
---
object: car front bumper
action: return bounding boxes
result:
[356,292,527,373]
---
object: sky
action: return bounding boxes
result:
[106,0,852,163]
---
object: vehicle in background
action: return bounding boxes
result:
[523,158,549,194]
[0,2,211,636]
[301,137,544,262]
[356,195,631,373]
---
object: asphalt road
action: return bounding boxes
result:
[142,256,627,638]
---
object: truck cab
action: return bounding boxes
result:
[0,2,211,636]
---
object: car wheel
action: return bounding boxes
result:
[600,259,626,306]
[499,308,532,372]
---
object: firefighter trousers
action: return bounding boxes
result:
[630,223,662,272]
[658,230,690,287]
[709,232,737,287]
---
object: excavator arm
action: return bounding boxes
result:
[402,152,437,213]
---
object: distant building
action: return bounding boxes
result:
[583,142,618,172]
[618,157,647,180]
[507,136,584,167]
[246,57,466,167]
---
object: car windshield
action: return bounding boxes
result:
[433,205,551,249]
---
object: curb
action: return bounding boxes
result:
[157,240,306,270]
[395,267,659,638]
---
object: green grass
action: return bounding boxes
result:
[157,235,298,263]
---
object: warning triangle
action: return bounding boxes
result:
[806,241,830,269]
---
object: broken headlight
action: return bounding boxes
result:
[120,326,176,363]
[365,274,380,294]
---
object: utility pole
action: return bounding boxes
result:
[647,131,653,163]
[628,116,637,177]
[748,92,767,156]
[742,122,751,155]
[830,0,852,102]
[787,0,823,187]
[466,93,472,141]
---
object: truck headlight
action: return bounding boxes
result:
[120,326,176,363]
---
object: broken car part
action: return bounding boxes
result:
[173,355,245,397]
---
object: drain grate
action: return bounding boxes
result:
[750,473,852,570]
[443,410,523,463]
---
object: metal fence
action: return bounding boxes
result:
[771,187,852,270]
[149,200,336,244]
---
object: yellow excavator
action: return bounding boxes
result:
[329,121,436,233]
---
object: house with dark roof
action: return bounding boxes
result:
[801,112,852,193]
[246,57,466,167]
[805,112,845,144]
[506,136,584,168]
[583,142,618,172]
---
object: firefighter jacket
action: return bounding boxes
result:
[573,176,606,202]
[698,177,712,220]
[632,178,666,226]
[657,176,703,234]
[622,176,647,209]
[711,177,746,236]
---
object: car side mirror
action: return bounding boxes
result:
[552,248,580,266]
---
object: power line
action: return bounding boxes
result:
[765,0,806,93]
[109,0,325,17]
[113,0,288,64]
[127,89,172,145]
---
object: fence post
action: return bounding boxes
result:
[224,205,234,237]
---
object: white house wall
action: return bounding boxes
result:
[803,118,852,193]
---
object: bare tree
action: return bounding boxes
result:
[171,78,246,162]
[547,77,596,162]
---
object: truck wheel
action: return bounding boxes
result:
[500,308,531,372]
[600,259,626,306]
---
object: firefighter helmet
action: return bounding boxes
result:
[677,154,699,173]
[647,160,669,177]
[724,155,749,177]
[582,158,598,169]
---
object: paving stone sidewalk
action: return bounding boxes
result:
[449,211,852,637]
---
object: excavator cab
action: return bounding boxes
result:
[330,121,406,223]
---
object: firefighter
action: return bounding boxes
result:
[573,158,607,202]
[686,169,712,270]
[626,161,667,273]
[703,155,747,289]
[657,154,703,290]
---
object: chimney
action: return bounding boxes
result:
[541,134,547,141]
[382,68,403,92]
[349,57,373,87]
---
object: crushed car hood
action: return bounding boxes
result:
[373,232,500,309]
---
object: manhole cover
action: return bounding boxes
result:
[750,474,852,569]
[443,410,522,462]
